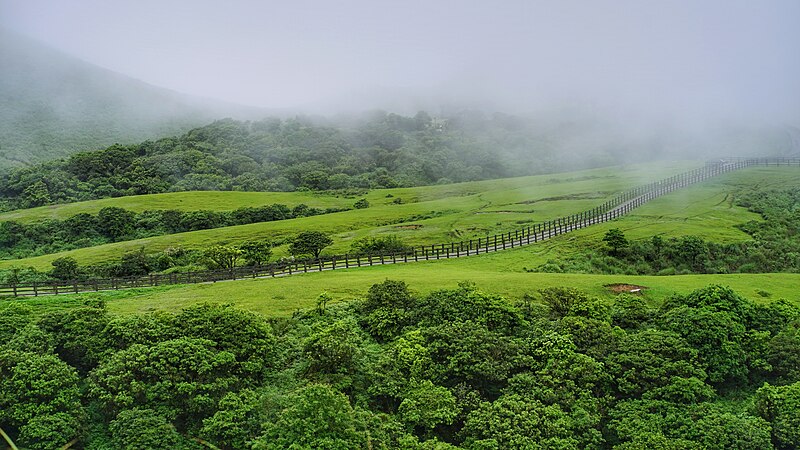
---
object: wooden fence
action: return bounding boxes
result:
[2,157,798,297]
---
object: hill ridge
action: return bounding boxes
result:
[0,28,265,167]
[3,157,796,296]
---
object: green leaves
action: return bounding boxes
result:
[239,239,273,266]
[755,382,800,449]
[289,230,333,259]
[254,384,365,450]
[603,228,628,256]
[398,380,458,431]
[89,337,238,426]
[0,349,84,449]
[203,245,243,270]
[350,234,411,257]
[461,394,603,449]
[1,281,797,449]
[109,408,193,450]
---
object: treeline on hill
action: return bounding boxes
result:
[0,111,616,211]
[537,188,800,275]
[0,231,412,283]
[2,282,800,449]
[0,203,346,259]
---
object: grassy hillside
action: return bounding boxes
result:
[0,161,700,269]
[9,263,800,318]
[0,190,355,223]
[3,164,799,318]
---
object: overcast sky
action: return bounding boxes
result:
[2,0,799,123]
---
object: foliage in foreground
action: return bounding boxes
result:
[1,282,799,449]
[539,188,800,275]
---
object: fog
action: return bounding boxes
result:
[2,0,800,157]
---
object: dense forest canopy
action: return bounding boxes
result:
[1,283,799,449]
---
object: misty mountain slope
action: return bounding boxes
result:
[1,106,795,212]
[0,29,263,167]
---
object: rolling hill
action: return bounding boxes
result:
[0,28,263,167]
[2,163,799,316]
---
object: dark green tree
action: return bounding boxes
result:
[253,384,365,450]
[38,300,112,372]
[398,380,458,433]
[97,207,135,241]
[0,350,85,450]
[289,231,333,259]
[755,382,800,449]
[204,245,242,270]
[677,236,709,271]
[603,228,628,256]
[89,337,239,430]
[175,303,277,381]
[116,248,151,277]
[50,256,80,281]
[199,389,265,450]
[461,394,603,449]
[360,279,416,341]
[239,240,273,266]
[350,235,411,256]
[766,324,800,384]
[109,408,194,450]
[20,180,52,208]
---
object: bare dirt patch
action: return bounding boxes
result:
[516,192,609,204]
[475,210,533,214]
[605,283,648,294]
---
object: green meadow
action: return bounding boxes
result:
[5,260,798,318]
[0,190,354,223]
[0,161,701,270]
[2,163,799,317]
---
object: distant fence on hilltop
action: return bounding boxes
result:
[2,157,798,297]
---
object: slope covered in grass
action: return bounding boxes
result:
[0,190,355,223]
[0,161,700,269]
[3,165,799,317]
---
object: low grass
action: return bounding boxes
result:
[4,257,798,317]
[0,161,701,270]
[3,164,798,317]
[0,190,356,223]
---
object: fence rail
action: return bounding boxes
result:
[2,157,798,297]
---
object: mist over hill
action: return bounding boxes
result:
[0,109,795,212]
[0,25,796,181]
[0,29,266,168]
